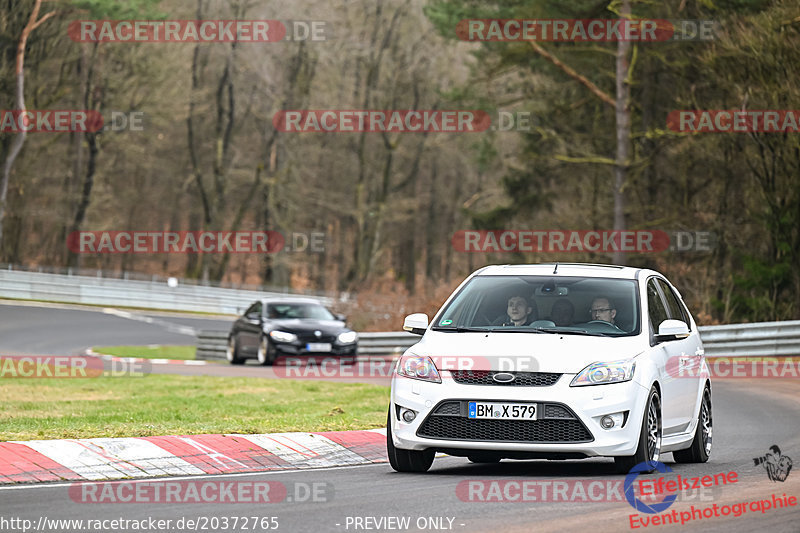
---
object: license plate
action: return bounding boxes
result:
[468,402,536,420]
[306,342,332,352]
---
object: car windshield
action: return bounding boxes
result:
[432,275,640,337]
[266,303,335,320]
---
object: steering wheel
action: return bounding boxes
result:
[586,320,624,331]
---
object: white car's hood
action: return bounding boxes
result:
[408,331,644,374]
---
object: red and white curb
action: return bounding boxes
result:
[84,349,209,366]
[0,429,387,484]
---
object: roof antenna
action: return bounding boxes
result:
[553,262,559,274]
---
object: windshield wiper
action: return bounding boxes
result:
[488,327,548,333]
[430,326,490,332]
[533,327,612,337]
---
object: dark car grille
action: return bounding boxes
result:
[450,370,561,387]
[417,401,593,443]
[296,333,337,343]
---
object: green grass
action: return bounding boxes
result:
[0,374,389,441]
[94,345,198,360]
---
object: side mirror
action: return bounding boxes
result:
[335,313,346,322]
[246,312,261,322]
[655,319,690,342]
[403,313,429,335]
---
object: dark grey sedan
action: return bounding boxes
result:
[226,298,358,365]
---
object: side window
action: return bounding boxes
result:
[245,302,262,317]
[657,279,690,327]
[647,279,668,335]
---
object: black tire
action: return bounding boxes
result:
[386,410,435,473]
[256,336,277,366]
[673,386,712,463]
[226,336,244,365]
[615,387,662,474]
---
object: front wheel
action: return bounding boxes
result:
[226,336,244,365]
[673,386,712,463]
[615,387,662,474]
[256,336,277,366]
[386,410,434,473]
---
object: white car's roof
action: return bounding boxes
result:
[474,263,652,280]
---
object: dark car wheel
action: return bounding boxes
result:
[226,336,244,365]
[673,386,712,463]
[386,410,434,473]
[615,386,661,474]
[256,336,278,366]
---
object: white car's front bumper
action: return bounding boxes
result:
[389,370,652,457]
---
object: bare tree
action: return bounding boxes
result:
[0,0,56,253]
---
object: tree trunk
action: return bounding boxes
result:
[613,0,632,265]
[0,0,55,254]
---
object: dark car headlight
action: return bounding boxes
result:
[269,330,298,343]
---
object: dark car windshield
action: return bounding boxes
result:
[432,275,640,337]
[266,303,336,320]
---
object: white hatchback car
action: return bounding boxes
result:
[387,263,712,473]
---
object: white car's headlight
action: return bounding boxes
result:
[269,330,298,343]
[571,359,635,386]
[395,354,442,383]
[337,331,358,344]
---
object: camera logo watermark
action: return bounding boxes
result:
[0,355,149,378]
[753,445,793,482]
[68,20,329,43]
[457,19,719,42]
[668,110,800,133]
[67,231,326,254]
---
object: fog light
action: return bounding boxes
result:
[599,412,625,430]
[401,409,417,423]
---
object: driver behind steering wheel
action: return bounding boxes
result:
[589,296,616,325]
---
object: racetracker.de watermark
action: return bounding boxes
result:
[452,230,715,253]
[67,231,326,254]
[668,110,800,133]
[273,355,542,380]
[0,355,148,378]
[667,356,800,379]
[456,477,722,504]
[456,19,719,42]
[70,480,331,504]
[0,110,145,133]
[273,110,491,133]
[68,20,328,42]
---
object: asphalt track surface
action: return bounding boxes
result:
[1,302,799,532]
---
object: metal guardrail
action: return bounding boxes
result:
[196,321,800,361]
[698,320,800,358]
[0,269,331,314]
